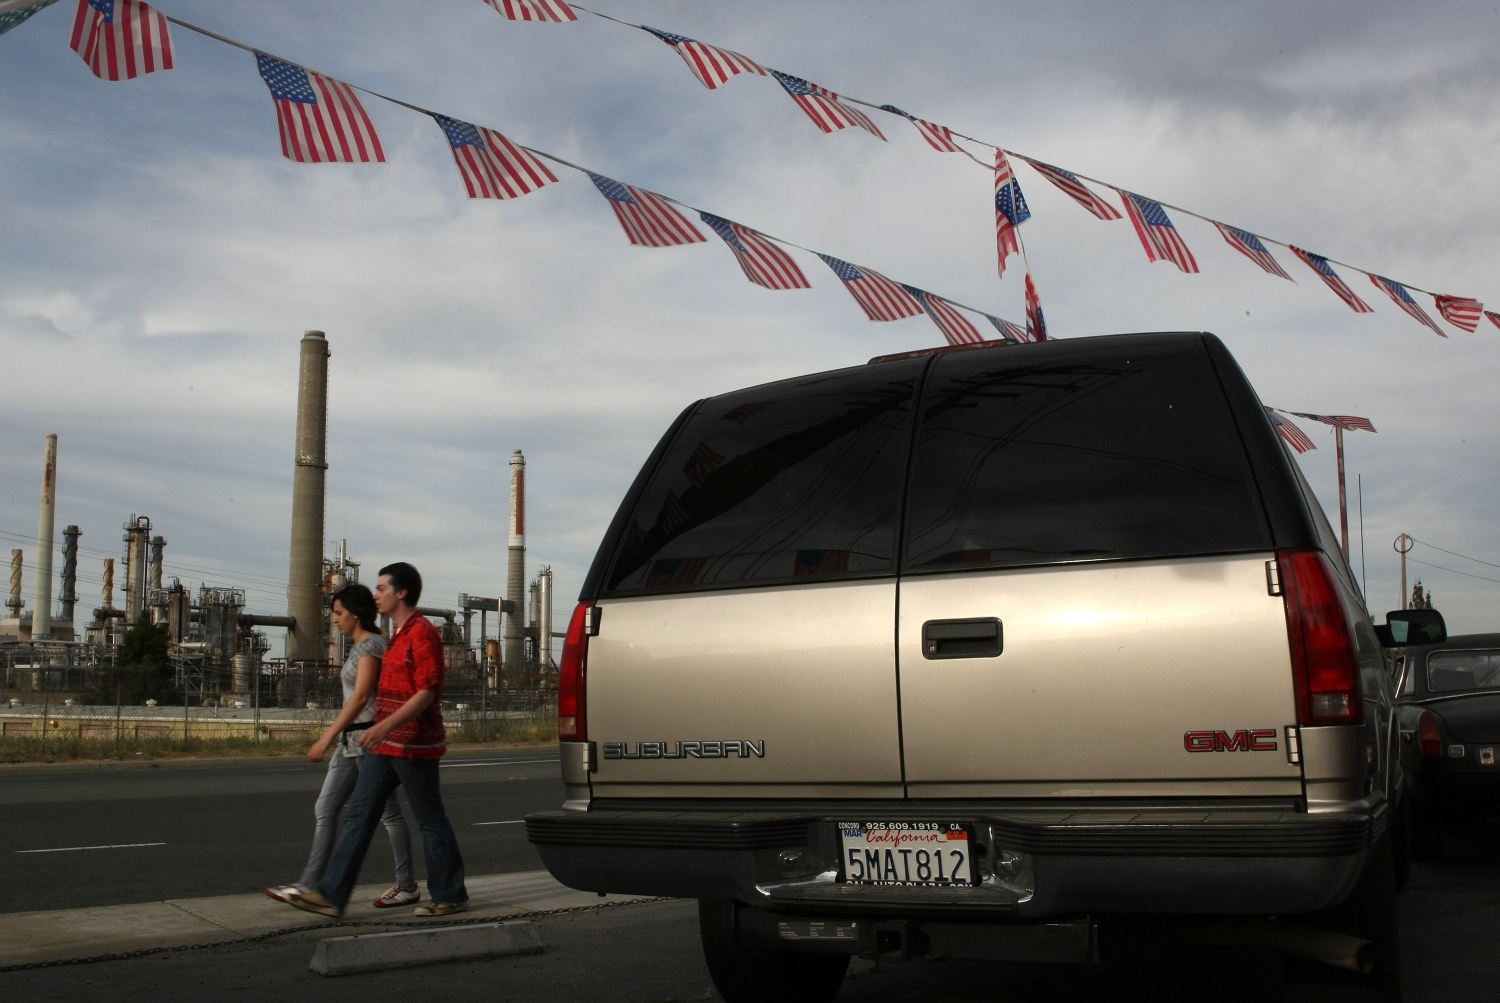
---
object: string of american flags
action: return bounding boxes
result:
[2,0,1494,346]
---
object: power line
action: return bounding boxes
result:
[1406,557,1500,587]
[1410,537,1500,571]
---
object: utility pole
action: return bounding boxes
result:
[1335,427,1349,559]
[1394,534,1413,610]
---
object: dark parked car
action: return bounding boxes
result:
[1393,627,1500,857]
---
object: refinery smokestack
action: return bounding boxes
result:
[7,549,20,617]
[102,557,115,610]
[149,535,167,621]
[33,434,57,639]
[122,515,150,625]
[504,450,525,682]
[61,525,80,623]
[286,330,329,663]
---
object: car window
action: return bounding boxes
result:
[904,338,1271,571]
[603,359,923,594]
[1427,649,1500,694]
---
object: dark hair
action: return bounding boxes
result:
[379,562,423,608]
[331,583,378,633]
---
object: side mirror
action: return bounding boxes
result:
[1374,609,1447,647]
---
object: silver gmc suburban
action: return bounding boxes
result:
[527,332,1412,1001]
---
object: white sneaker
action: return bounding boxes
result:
[373,885,421,908]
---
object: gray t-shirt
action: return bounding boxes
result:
[340,634,388,756]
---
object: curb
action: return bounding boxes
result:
[310,919,544,976]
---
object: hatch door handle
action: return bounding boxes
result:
[921,618,1003,660]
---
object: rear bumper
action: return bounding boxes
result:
[526,800,1385,917]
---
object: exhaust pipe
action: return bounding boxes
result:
[1173,918,1375,973]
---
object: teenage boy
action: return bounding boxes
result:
[285,562,469,917]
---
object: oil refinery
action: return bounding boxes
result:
[0,331,556,717]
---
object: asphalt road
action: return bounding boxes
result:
[2,830,1497,1003]
[0,746,563,913]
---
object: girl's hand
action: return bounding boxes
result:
[307,738,329,763]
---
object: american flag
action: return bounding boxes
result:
[1288,412,1377,433]
[1117,191,1198,273]
[794,549,851,576]
[1025,271,1047,342]
[1214,223,1291,280]
[1267,409,1316,453]
[256,55,384,163]
[994,150,1030,277]
[1019,157,1121,220]
[642,26,765,90]
[1369,276,1446,338]
[433,115,557,199]
[878,105,962,153]
[646,556,708,589]
[587,173,704,247]
[903,286,983,346]
[818,255,920,322]
[770,71,885,141]
[700,214,808,290]
[69,0,173,81]
[1289,247,1372,313]
[983,314,1028,343]
[482,0,576,22]
[0,0,58,38]
[1433,294,1483,332]
[1487,311,1500,331]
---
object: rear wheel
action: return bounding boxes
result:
[1282,836,1403,1002]
[698,898,850,1003]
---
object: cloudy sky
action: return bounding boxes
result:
[2,0,1497,656]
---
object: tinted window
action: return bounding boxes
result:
[1427,650,1500,693]
[904,338,1271,571]
[604,360,923,594]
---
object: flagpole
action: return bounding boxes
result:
[1336,426,1348,560]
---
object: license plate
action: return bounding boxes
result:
[839,821,973,887]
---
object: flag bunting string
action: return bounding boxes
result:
[558,2,1489,335]
[24,2,1037,346]
[7,1,1491,341]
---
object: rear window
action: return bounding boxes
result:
[603,360,923,594]
[1427,650,1500,693]
[904,337,1271,571]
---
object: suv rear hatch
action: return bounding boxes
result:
[897,338,1302,797]
[583,358,925,798]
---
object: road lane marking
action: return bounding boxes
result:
[17,842,166,854]
[473,820,525,826]
[441,758,559,768]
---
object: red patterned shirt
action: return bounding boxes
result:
[373,613,447,759]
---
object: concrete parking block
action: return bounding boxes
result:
[309,920,543,976]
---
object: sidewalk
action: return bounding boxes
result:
[0,870,648,968]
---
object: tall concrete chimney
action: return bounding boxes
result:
[286,330,329,663]
[102,557,115,610]
[32,434,57,639]
[61,526,80,623]
[7,549,21,617]
[503,450,526,682]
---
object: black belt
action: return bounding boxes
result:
[343,721,374,738]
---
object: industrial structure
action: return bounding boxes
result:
[2,329,561,713]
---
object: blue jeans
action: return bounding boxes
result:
[315,753,467,910]
[297,745,414,891]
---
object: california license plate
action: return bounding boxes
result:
[839,821,973,886]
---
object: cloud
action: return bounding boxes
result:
[1,0,1497,645]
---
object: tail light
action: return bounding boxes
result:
[1279,548,1362,726]
[1417,710,1442,758]
[557,600,595,741]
